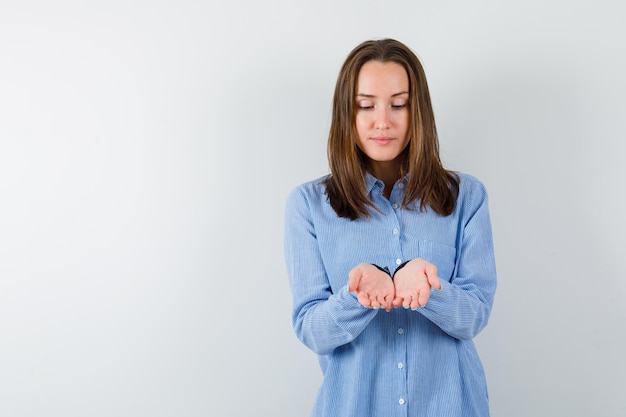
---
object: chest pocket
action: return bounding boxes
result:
[417,241,457,282]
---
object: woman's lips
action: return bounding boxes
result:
[372,136,394,145]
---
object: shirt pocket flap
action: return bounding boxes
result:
[417,241,457,282]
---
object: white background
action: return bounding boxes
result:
[1,1,625,416]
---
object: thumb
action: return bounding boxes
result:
[424,263,442,290]
[428,273,442,291]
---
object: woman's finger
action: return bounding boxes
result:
[417,289,430,307]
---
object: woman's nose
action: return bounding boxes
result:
[376,108,391,129]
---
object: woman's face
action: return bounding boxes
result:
[355,60,410,173]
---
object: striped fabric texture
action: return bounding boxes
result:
[284,172,497,417]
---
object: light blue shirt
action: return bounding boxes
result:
[284,172,497,417]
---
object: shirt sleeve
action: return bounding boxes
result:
[284,186,378,355]
[418,179,497,340]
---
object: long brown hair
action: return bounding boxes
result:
[323,38,459,220]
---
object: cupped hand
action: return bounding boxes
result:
[348,263,395,311]
[392,258,441,310]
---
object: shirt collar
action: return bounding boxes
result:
[365,172,383,195]
[365,172,409,196]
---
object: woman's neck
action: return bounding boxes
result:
[369,162,401,199]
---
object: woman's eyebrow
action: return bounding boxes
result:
[356,91,409,98]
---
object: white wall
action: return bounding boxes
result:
[1,1,624,416]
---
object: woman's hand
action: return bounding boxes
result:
[348,263,395,311]
[392,258,441,310]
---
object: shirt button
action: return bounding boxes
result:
[397,328,404,335]
[398,362,404,369]
[398,183,404,189]
[399,398,405,405]
[392,203,398,209]
[392,228,399,235]
[395,258,402,265]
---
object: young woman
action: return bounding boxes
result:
[284,38,497,417]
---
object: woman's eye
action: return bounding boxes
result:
[392,103,407,109]
[358,102,374,110]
